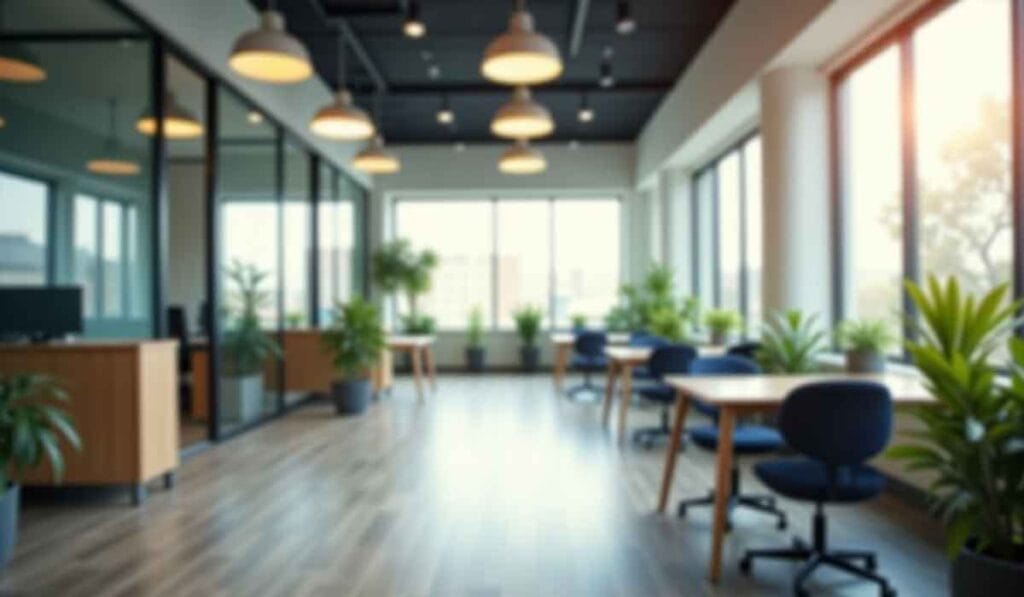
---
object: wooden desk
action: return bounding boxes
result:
[550,332,630,391]
[387,335,436,401]
[0,340,180,505]
[600,344,729,443]
[656,373,933,583]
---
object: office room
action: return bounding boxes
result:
[0,0,1019,595]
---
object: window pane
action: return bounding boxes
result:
[840,46,903,343]
[102,202,122,317]
[317,167,356,325]
[497,200,551,328]
[717,153,741,311]
[74,194,98,317]
[283,142,310,328]
[914,0,1011,304]
[695,170,715,309]
[743,137,763,332]
[0,171,47,285]
[553,199,620,326]
[395,200,493,329]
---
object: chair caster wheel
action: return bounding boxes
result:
[866,555,877,571]
[739,557,752,574]
[677,504,687,517]
[776,516,788,531]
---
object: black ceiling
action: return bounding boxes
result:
[251,0,734,143]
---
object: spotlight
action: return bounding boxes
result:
[403,1,426,38]
[616,1,636,35]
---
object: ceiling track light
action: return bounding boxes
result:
[577,93,594,123]
[498,139,546,175]
[136,91,204,139]
[310,29,375,140]
[491,86,554,139]
[481,0,563,86]
[88,98,139,177]
[353,93,400,174]
[403,0,426,39]
[436,94,454,125]
[229,0,313,84]
[615,1,637,35]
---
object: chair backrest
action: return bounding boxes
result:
[574,331,607,357]
[648,344,698,379]
[689,355,760,376]
[778,381,893,466]
[630,332,670,348]
[726,341,762,361]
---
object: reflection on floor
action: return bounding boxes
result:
[4,375,947,595]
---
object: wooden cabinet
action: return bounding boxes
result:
[0,340,179,503]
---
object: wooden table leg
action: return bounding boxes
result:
[410,348,425,402]
[657,390,691,513]
[424,346,437,391]
[554,344,570,391]
[616,364,634,443]
[601,361,619,427]
[709,407,736,583]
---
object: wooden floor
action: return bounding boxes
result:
[3,375,947,596]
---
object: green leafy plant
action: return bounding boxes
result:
[704,309,742,335]
[222,261,282,376]
[756,310,826,373]
[466,306,485,348]
[321,297,386,380]
[285,311,304,330]
[0,374,82,493]
[648,306,687,342]
[604,305,631,332]
[400,313,436,335]
[835,318,894,353]
[512,304,544,347]
[888,276,1024,562]
[371,239,438,322]
[571,313,587,329]
[680,295,701,332]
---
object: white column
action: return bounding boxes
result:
[759,67,831,318]
[660,167,693,295]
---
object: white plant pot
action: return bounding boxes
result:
[221,374,264,423]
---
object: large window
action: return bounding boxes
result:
[317,164,357,325]
[73,193,140,319]
[283,140,311,328]
[834,0,1012,358]
[0,171,49,285]
[691,134,762,335]
[393,197,621,330]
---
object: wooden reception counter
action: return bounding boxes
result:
[0,339,179,505]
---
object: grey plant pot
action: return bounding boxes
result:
[331,378,372,416]
[465,347,486,372]
[220,374,265,423]
[845,349,886,373]
[0,484,20,569]
[709,330,729,346]
[952,543,1024,597]
[520,345,540,372]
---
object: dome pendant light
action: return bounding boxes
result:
[136,91,203,139]
[403,1,426,39]
[229,1,313,84]
[0,1,46,83]
[310,31,374,140]
[352,94,400,174]
[491,86,553,139]
[481,0,563,86]
[498,139,546,175]
[88,98,140,177]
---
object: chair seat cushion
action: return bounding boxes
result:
[754,459,886,503]
[689,424,783,454]
[571,355,607,370]
[636,384,674,404]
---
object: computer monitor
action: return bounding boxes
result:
[0,286,83,342]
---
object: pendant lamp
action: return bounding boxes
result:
[352,94,400,174]
[229,2,313,84]
[498,139,546,175]
[481,0,562,86]
[310,29,374,140]
[88,98,140,176]
[491,86,553,139]
[136,91,203,139]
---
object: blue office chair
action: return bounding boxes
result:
[566,331,608,400]
[740,381,896,597]
[726,341,762,361]
[677,356,788,531]
[632,344,697,448]
[629,332,670,381]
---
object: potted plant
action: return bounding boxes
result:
[221,261,281,422]
[648,305,687,342]
[465,306,486,372]
[0,374,81,568]
[371,239,438,330]
[888,277,1023,596]
[834,318,893,373]
[704,308,741,345]
[570,313,588,331]
[513,304,544,372]
[755,309,826,373]
[321,297,386,416]
[604,305,631,333]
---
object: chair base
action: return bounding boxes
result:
[740,506,895,597]
[631,408,687,450]
[677,466,787,531]
[565,370,604,402]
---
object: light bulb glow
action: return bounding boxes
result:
[481,11,563,86]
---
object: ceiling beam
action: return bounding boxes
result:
[568,0,592,58]
[351,82,672,97]
[307,0,388,93]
